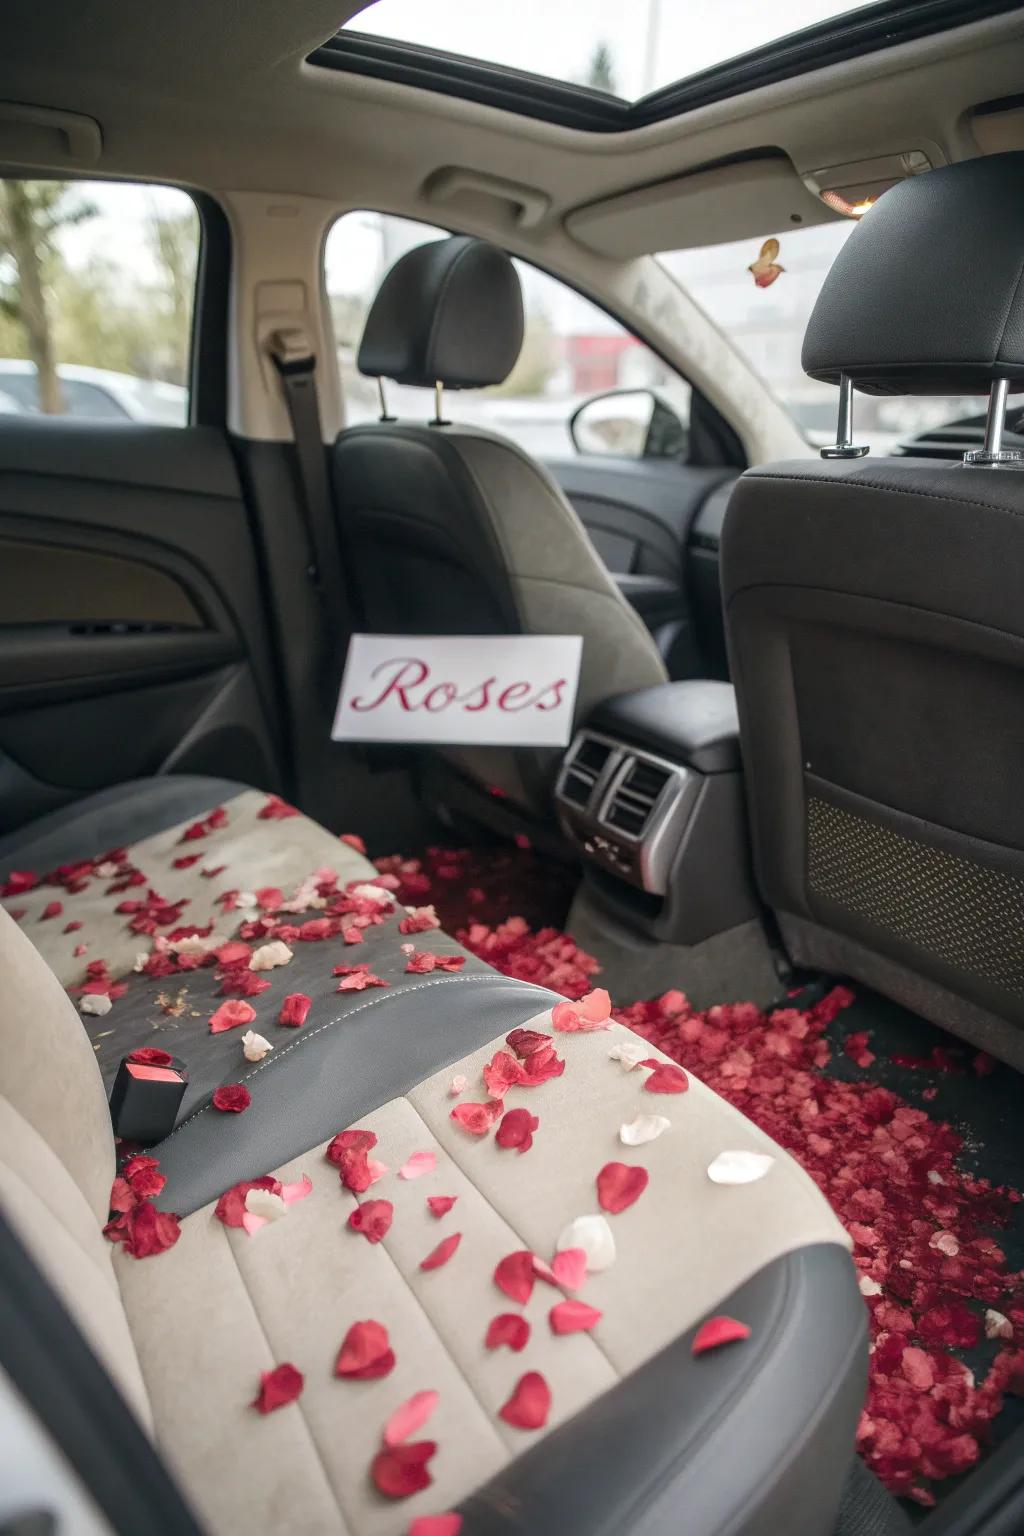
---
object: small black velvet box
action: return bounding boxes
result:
[109,1054,189,1144]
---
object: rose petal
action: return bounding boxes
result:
[498,1371,551,1431]
[608,1039,650,1070]
[399,1151,437,1181]
[335,1319,395,1379]
[253,1362,304,1413]
[619,1113,670,1146]
[80,994,113,1016]
[985,1309,1013,1340]
[506,1027,553,1058]
[495,1107,539,1153]
[450,1099,503,1136]
[551,986,612,1032]
[244,1187,287,1223]
[556,1215,616,1273]
[707,1150,774,1185]
[242,1029,273,1061]
[280,1174,313,1205]
[427,1195,458,1218]
[250,940,293,972]
[383,1389,439,1447]
[128,1047,174,1067]
[641,1059,689,1094]
[596,1161,649,1214]
[420,1233,462,1271]
[494,1249,537,1304]
[215,1176,281,1228]
[485,1314,531,1352]
[448,1075,468,1096]
[692,1316,751,1355]
[409,1514,462,1536]
[549,1300,602,1335]
[348,1199,393,1243]
[550,1247,587,1291]
[209,999,257,1033]
[278,993,312,1028]
[372,1441,437,1499]
[212,1084,251,1114]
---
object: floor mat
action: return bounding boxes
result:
[381,845,1024,1512]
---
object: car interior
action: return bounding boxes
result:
[2,3,1024,1535]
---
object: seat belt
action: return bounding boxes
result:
[266,327,356,667]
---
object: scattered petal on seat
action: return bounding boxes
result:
[209,999,257,1034]
[242,1029,273,1061]
[485,1314,530,1352]
[104,1200,181,1258]
[859,1275,883,1297]
[506,1026,553,1058]
[40,900,63,921]
[406,949,466,973]
[399,1150,437,1180]
[552,987,612,1033]
[549,1300,602,1335]
[339,831,367,854]
[252,1362,304,1413]
[550,1247,587,1291]
[420,1233,461,1271]
[596,1161,649,1214]
[259,794,300,820]
[692,1316,751,1355]
[371,1441,437,1499]
[81,994,112,1016]
[335,1319,396,1379]
[448,1075,468,1096]
[494,1249,537,1304]
[399,905,441,935]
[278,992,312,1028]
[451,1099,503,1136]
[384,1390,440,1447]
[496,1107,539,1153]
[280,1174,313,1206]
[128,1047,174,1067]
[427,1195,457,1218]
[556,1215,616,1273]
[250,940,293,971]
[498,1371,551,1431]
[608,1039,650,1070]
[620,1113,670,1146]
[707,1150,774,1185]
[337,969,390,992]
[215,1176,282,1228]
[640,1059,689,1094]
[348,1199,394,1243]
[985,1309,1013,1340]
[212,1084,251,1113]
[408,1515,461,1536]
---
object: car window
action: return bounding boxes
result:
[659,219,996,453]
[325,210,691,460]
[0,180,197,426]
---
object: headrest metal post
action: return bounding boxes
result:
[431,380,448,427]
[820,374,869,459]
[964,378,1021,466]
[376,377,395,423]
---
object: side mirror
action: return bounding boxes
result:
[569,388,688,462]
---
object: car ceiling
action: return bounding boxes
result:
[1,1,1024,254]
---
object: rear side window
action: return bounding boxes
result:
[0,180,198,426]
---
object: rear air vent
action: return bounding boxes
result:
[560,734,612,809]
[604,757,671,838]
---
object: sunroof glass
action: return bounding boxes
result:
[343,0,884,101]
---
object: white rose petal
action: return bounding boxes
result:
[242,1029,273,1062]
[250,940,294,972]
[608,1039,649,1071]
[929,1231,960,1257]
[448,1074,468,1096]
[171,933,218,958]
[620,1113,671,1147]
[927,1169,945,1185]
[707,1150,775,1185]
[351,883,392,906]
[132,952,149,973]
[244,1188,287,1222]
[236,891,256,909]
[985,1308,1013,1340]
[80,994,113,1016]
[95,861,119,878]
[859,1275,883,1297]
[556,1214,616,1273]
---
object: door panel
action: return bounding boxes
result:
[0,418,282,836]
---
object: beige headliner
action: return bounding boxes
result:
[1,1,1022,448]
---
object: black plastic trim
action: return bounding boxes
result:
[310,0,1021,134]
[189,191,231,429]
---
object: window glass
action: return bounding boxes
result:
[325,210,689,460]
[0,180,197,425]
[660,221,993,452]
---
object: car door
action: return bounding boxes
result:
[0,178,284,836]
[325,210,745,681]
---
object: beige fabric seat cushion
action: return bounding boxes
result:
[116,1014,849,1536]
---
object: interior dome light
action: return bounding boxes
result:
[820,188,877,219]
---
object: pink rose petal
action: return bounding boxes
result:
[383,1388,440,1447]
[399,1150,438,1181]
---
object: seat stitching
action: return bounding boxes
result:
[157,977,558,1146]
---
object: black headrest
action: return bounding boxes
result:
[803,153,1024,396]
[357,235,524,389]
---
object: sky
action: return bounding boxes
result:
[343,0,880,99]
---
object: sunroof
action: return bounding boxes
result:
[342,0,884,102]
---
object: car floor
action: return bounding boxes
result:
[380,840,1024,1521]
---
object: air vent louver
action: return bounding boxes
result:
[604,757,671,837]
[560,735,612,809]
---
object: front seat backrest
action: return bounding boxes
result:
[331,236,667,818]
[723,151,1024,1068]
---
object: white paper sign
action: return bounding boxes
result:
[331,634,583,747]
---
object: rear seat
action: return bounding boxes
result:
[0,776,867,1536]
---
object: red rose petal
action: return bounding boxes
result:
[482,1049,527,1098]
[427,1195,458,1218]
[420,1232,461,1271]
[63,919,82,933]
[253,1362,304,1413]
[104,1200,180,1258]
[173,854,201,869]
[506,1027,553,1058]
[485,1314,531,1352]
[372,1441,437,1500]
[494,1250,536,1305]
[383,1389,440,1447]
[126,1166,166,1201]
[40,900,63,921]
[450,1099,504,1136]
[340,831,367,854]
[109,1176,136,1213]
[641,1059,689,1094]
[335,1319,396,1380]
[212,1084,252,1114]
[498,1371,551,1431]
[127,1047,174,1067]
[596,1161,649,1214]
[259,794,300,820]
[496,1107,539,1153]
[550,1247,587,1291]
[209,999,257,1034]
[550,1300,603,1335]
[337,970,389,991]
[216,940,251,967]
[692,1316,751,1355]
[215,1175,281,1228]
[278,993,312,1028]
[348,1199,393,1244]
[409,1516,462,1536]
